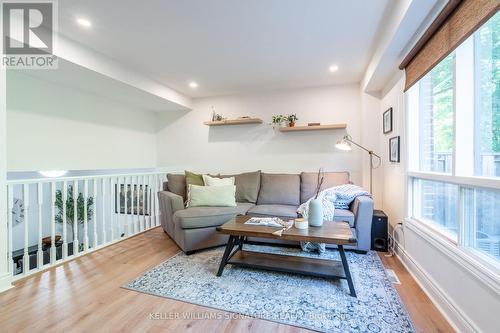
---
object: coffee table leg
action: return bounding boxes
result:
[217,235,236,277]
[338,245,356,297]
[238,236,245,250]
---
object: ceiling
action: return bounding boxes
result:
[57,0,391,98]
[11,59,191,112]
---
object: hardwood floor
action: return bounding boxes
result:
[0,227,454,333]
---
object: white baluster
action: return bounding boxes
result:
[131,177,135,234]
[37,183,43,268]
[50,182,56,264]
[124,177,128,236]
[155,175,160,226]
[62,181,68,259]
[109,177,115,241]
[149,175,155,227]
[136,176,141,232]
[23,184,30,274]
[73,180,79,256]
[146,175,151,229]
[102,178,107,244]
[83,179,89,251]
[7,185,14,276]
[93,179,98,248]
[142,175,146,231]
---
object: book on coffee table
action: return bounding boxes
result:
[244,217,286,227]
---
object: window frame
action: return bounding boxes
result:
[405,24,500,271]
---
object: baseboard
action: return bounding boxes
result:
[392,239,479,333]
[0,272,13,293]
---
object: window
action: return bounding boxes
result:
[463,188,500,260]
[408,12,500,265]
[419,53,455,174]
[412,179,458,239]
[474,14,500,178]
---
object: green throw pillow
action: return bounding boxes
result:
[186,184,237,207]
[185,170,204,187]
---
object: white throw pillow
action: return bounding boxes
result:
[186,184,237,207]
[202,174,235,186]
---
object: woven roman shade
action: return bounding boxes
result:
[401,0,500,91]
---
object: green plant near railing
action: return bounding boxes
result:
[55,185,94,242]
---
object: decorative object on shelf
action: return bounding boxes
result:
[211,106,216,121]
[11,198,25,225]
[336,134,381,194]
[210,106,224,121]
[308,122,321,126]
[271,114,286,128]
[286,113,298,127]
[279,123,346,132]
[389,136,400,162]
[42,235,61,247]
[383,107,393,134]
[55,185,94,241]
[204,118,263,126]
[308,168,325,227]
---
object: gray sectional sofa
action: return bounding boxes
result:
[158,171,374,254]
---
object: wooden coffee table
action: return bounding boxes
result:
[216,215,358,297]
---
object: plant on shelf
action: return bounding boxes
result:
[55,185,94,246]
[271,114,286,128]
[287,114,298,127]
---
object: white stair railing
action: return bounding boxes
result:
[6,171,167,280]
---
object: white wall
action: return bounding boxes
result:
[376,74,500,333]
[6,71,158,171]
[156,85,364,183]
[0,56,12,291]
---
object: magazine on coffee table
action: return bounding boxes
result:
[244,217,289,228]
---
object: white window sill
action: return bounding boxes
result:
[405,217,500,295]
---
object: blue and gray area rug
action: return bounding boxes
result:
[123,245,414,332]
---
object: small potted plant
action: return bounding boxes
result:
[271,115,286,128]
[287,114,298,127]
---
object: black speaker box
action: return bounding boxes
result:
[371,210,388,252]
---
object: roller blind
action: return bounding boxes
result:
[401,0,500,91]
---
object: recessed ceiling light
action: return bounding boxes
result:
[76,18,92,28]
[329,65,339,72]
[189,82,198,88]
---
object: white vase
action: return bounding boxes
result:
[308,199,323,227]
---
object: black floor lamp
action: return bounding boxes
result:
[335,134,381,194]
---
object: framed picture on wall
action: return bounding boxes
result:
[389,136,400,163]
[383,107,393,134]
[114,184,150,215]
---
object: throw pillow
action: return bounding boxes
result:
[185,170,204,186]
[202,174,235,186]
[220,170,261,203]
[186,184,237,207]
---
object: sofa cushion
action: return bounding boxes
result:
[167,173,186,199]
[257,173,300,206]
[174,203,254,229]
[221,170,261,203]
[247,204,298,218]
[300,171,350,203]
[334,209,355,227]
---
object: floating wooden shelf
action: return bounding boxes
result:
[279,124,347,132]
[204,118,263,126]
